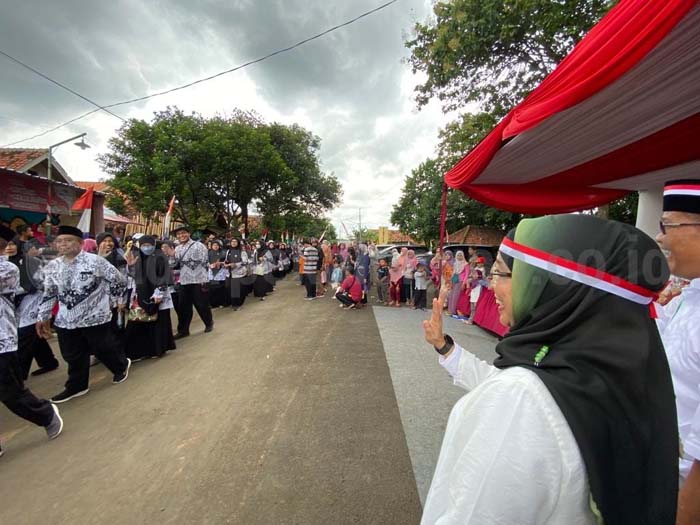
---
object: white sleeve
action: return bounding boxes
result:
[439,342,499,391]
[422,375,567,525]
[685,395,700,462]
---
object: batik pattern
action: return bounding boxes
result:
[175,240,209,285]
[38,251,127,329]
[0,257,19,354]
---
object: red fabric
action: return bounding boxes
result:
[71,186,94,211]
[463,185,629,215]
[341,276,363,302]
[472,287,508,337]
[445,0,697,204]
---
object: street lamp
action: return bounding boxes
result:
[46,133,90,230]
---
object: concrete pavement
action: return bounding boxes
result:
[0,278,500,524]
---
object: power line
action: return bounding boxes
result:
[2,0,399,148]
[0,49,126,122]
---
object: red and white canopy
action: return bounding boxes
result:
[445,0,700,215]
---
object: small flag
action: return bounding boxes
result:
[72,186,94,233]
[163,195,176,238]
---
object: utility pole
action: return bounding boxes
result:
[358,208,362,243]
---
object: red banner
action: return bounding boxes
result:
[0,169,81,214]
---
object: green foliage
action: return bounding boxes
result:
[406,0,614,115]
[392,112,525,245]
[262,209,337,242]
[352,227,379,244]
[395,0,621,244]
[608,192,639,224]
[98,107,341,234]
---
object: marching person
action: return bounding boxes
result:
[36,226,131,403]
[0,236,63,457]
[6,238,59,378]
[656,179,700,525]
[173,226,213,338]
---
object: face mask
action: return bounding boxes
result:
[140,246,155,255]
[255,244,261,249]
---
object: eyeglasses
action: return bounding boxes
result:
[659,221,700,235]
[489,269,512,281]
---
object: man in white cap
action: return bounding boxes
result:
[0,234,63,457]
[656,179,700,524]
[36,225,131,403]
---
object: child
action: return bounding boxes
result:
[388,261,403,307]
[466,269,484,324]
[376,258,389,304]
[330,261,343,291]
[413,262,428,310]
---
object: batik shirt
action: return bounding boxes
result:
[174,240,209,285]
[38,251,127,329]
[0,257,19,354]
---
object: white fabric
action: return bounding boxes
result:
[657,278,700,482]
[17,291,42,328]
[664,188,700,197]
[477,7,700,190]
[469,284,482,303]
[175,240,209,285]
[423,344,595,525]
[0,257,19,354]
[499,241,654,305]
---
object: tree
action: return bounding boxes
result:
[352,228,379,244]
[261,209,337,242]
[406,0,614,115]
[99,107,342,235]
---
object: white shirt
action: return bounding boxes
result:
[0,257,19,354]
[38,251,127,329]
[422,344,595,525]
[657,278,700,482]
[175,240,209,285]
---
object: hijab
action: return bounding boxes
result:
[405,249,417,270]
[494,214,677,524]
[389,262,402,282]
[391,248,400,268]
[208,240,224,264]
[96,232,126,270]
[226,238,243,263]
[453,250,467,275]
[134,235,169,312]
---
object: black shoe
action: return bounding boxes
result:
[51,388,89,404]
[113,358,132,384]
[31,364,59,376]
[204,325,214,333]
[174,332,190,340]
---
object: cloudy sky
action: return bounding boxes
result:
[0,0,456,233]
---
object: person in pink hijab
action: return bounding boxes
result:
[82,238,97,254]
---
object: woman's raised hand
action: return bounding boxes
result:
[423,286,449,348]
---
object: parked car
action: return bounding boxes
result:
[377,245,429,264]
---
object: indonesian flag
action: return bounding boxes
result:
[72,186,94,233]
[261,228,269,240]
[163,196,176,238]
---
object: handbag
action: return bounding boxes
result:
[127,294,158,323]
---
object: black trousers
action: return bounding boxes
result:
[336,291,357,307]
[0,352,54,427]
[303,273,316,298]
[56,322,128,393]
[414,289,427,309]
[177,283,213,334]
[17,325,59,379]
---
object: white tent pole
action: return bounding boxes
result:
[635,184,664,238]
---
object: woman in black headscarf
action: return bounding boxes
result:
[225,238,250,310]
[422,214,678,525]
[207,239,229,308]
[125,236,175,361]
[7,238,59,378]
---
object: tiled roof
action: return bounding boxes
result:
[448,225,505,246]
[0,148,47,170]
[74,181,111,193]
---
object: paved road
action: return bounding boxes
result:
[0,277,422,525]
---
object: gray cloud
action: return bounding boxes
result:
[0,0,449,229]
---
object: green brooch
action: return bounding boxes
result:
[534,345,550,367]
